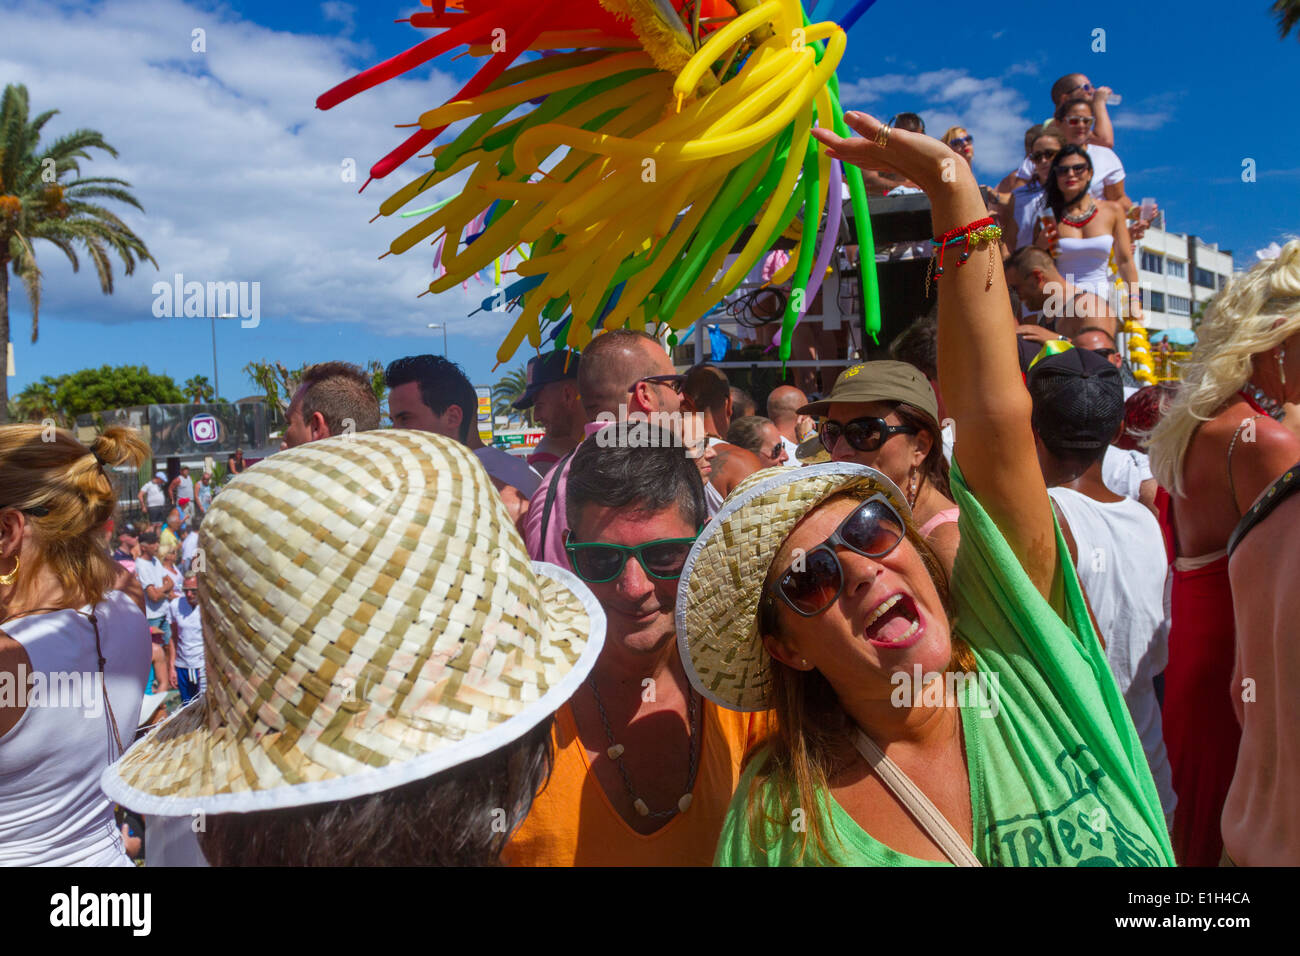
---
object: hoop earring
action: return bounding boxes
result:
[0,555,18,587]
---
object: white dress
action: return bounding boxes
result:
[1056,233,1113,300]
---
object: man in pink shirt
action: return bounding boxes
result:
[524,330,703,568]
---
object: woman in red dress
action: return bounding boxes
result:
[1147,242,1300,864]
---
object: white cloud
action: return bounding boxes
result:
[0,0,504,344]
[321,2,355,32]
[1255,241,1283,260]
[1111,111,1172,131]
[837,69,1034,176]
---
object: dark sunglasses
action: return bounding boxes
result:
[819,416,917,454]
[563,531,697,584]
[0,505,49,517]
[768,495,906,617]
[1063,116,1094,128]
[1030,149,1059,163]
[1066,82,1095,97]
[628,374,685,395]
[764,441,786,460]
[949,135,973,149]
[1092,347,1118,359]
[1055,163,1090,177]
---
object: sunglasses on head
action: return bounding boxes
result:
[819,416,918,454]
[1031,149,1059,163]
[767,495,907,617]
[563,531,697,584]
[1055,162,1090,177]
[628,374,685,395]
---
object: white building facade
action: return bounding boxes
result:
[1135,220,1234,330]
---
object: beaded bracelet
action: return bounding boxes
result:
[926,216,1003,295]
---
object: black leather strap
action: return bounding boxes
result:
[539,448,578,550]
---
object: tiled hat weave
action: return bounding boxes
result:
[102,430,604,815]
[675,463,908,712]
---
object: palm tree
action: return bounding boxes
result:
[1277,0,1300,38]
[0,83,158,422]
[491,364,531,427]
[183,374,215,403]
[12,375,63,424]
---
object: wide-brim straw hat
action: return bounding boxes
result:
[676,462,909,712]
[102,430,604,815]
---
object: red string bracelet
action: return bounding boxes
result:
[926,217,1003,295]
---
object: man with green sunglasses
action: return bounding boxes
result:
[504,426,770,867]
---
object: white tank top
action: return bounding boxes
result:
[0,590,151,866]
[1055,234,1113,300]
[1048,487,1176,824]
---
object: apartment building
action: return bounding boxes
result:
[1135,218,1234,330]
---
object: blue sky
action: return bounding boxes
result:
[3,0,1298,402]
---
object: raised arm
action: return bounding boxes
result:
[813,112,1059,600]
[1089,88,1115,148]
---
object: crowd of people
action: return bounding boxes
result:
[2,74,1298,868]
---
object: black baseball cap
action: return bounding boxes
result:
[512,350,580,410]
[1027,346,1124,454]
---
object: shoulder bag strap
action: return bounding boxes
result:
[539,447,578,548]
[852,729,982,867]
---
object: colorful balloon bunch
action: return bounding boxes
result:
[319,0,881,365]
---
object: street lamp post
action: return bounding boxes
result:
[427,323,448,356]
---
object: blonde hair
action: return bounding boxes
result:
[1148,240,1300,495]
[942,126,969,145]
[0,424,150,608]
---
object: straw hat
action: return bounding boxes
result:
[102,430,604,815]
[675,462,909,712]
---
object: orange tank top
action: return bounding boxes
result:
[503,700,769,866]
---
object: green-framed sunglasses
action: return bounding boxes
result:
[563,531,698,584]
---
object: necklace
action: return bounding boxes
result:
[1061,201,1099,227]
[589,676,700,818]
[1240,385,1286,422]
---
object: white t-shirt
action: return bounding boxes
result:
[941,420,955,464]
[1084,144,1125,199]
[142,481,166,509]
[473,446,542,497]
[1016,144,1125,199]
[182,531,200,571]
[1011,182,1047,249]
[780,436,800,467]
[1102,446,1152,501]
[135,557,170,618]
[1048,487,1176,825]
[167,596,205,671]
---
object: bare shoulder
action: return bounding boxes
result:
[926,520,961,576]
[1230,416,1300,511]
